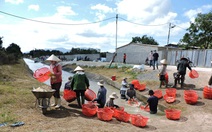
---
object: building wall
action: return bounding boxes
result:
[107,43,161,64]
[60,54,100,61]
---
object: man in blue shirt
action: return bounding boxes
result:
[145,90,158,114]
[92,80,107,108]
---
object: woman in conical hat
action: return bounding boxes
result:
[159,59,168,88]
[71,66,89,108]
[46,54,62,108]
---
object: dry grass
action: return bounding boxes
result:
[0,60,46,123]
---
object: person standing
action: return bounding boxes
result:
[46,54,62,108]
[145,90,158,114]
[71,66,90,108]
[159,59,168,88]
[120,77,128,100]
[153,50,159,70]
[123,53,126,64]
[148,51,153,67]
[92,80,107,108]
[172,57,192,88]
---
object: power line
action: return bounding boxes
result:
[0,10,115,25]
[119,17,168,26]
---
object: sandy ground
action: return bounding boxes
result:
[1,61,212,132]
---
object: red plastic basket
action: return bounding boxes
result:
[203,86,212,99]
[189,70,199,79]
[140,106,150,112]
[184,90,198,104]
[131,80,146,91]
[130,114,148,127]
[97,107,114,121]
[163,94,176,103]
[85,89,97,101]
[33,67,51,82]
[116,111,131,122]
[165,109,181,120]
[63,89,76,102]
[82,103,98,117]
[166,88,176,97]
[154,90,163,99]
[110,107,124,118]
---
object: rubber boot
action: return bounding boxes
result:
[76,97,81,108]
[181,76,185,88]
[159,81,162,88]
[51,97,57,107]
[81,96,85,105]
[55,98,61,108]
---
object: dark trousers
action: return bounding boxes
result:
[51,82,62,98]
[74,90,86,107]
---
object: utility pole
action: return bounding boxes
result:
[115,14,118,53]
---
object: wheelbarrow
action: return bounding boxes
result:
[32,89,55,114]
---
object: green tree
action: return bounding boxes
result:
[6,43,23,60]
[180,12,212,49]
[131,35,159,45]
[0,36,3,49]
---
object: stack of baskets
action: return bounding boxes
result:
[163,88,176,103]
[203,86,212,99]
[184,90,198,104]
[131,80,146,91]
[165,109,181,120]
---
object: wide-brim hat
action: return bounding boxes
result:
[97,80,104,86]
[74,66,84,72]
[160,59,167,64]
[46,54,61,62]
[109,92,118,99]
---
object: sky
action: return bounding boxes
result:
[0,0,212,53]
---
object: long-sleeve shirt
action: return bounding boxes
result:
[93,86,107,107]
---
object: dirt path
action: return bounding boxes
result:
[1,62,212,132]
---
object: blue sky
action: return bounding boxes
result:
[0,0,212,53]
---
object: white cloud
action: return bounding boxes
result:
[55,6,77,17]
[5,0,23,4]
[184,4,212,22]
[91,4,114,13]
[28,5,39,11]
[91,4,114,20]
[116,0,171,23]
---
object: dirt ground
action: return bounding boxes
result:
[1,62,212,132]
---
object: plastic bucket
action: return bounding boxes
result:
[85,89,97,101]
[82,103,98,117]
[111,75,116,81]
[165,109,181,120]
[189,70,199,79]
[130,114,148,127]
[63,89,76,102]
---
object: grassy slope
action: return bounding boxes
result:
[0,59,46,123]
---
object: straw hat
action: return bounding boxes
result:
[109,92,119,99]
[46,54,61,62]
[160,59,167,64]
[97,80,104,86]
[74,66,84,72]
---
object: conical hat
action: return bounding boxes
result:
[109,92,119,99]
[46,54,61,62]
[160,59,167,64]
[74,66,84,72]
